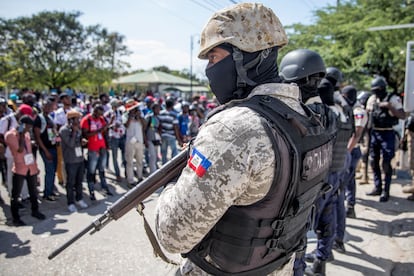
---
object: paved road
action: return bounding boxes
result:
[1,165,414,275]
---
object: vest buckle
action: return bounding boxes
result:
[265,238,280,250]
[271,219,285,237]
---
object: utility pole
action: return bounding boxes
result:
[190,35,194,100]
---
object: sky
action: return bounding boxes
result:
[0,0,337,79]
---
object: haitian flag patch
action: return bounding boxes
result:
[188,147,212,177]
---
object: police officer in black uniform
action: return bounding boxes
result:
[279,49,338,276]
[365,76,405,202]
[310,66,354,276]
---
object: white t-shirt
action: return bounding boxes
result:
[0,113,18,158]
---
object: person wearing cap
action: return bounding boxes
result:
[59,110,88,212]
[0,104,36,201]
[5,115,46,226]
[54,92,72,187]
[365,76,405,202]
[123,100,146,187]
[81,103,114,200]
[104,98,126,182]
[155,3,334,275]
[34,99,59,202]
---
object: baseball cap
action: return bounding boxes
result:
[18,104,34,117]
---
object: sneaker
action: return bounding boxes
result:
[13,218,26,226]
[68,204,77,213]
[31,211,46,220]
[105,189,113,196]
[75,199,88,209]
[333,240,346,253]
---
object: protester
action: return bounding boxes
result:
[81,103,113,200]
[34,99,59,201]
[144,102,161,174]
[5,115,46,226]
[158,98,182,164]
[104,98,126,182]
[60,110,88,212]
[123,100,146,187]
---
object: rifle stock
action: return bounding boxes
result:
[48,150,188,260]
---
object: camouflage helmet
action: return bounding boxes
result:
[198,3,288,59]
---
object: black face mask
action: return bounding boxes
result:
[373,89,387,100]
[300,84,319,103]
[206,54,238,104]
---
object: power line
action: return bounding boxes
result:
[149,0,199,31]
[189,0,216,12]
[206,0,223,10]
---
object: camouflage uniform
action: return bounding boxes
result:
[156,83,304,276]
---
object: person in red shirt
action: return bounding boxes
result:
[81,103,114,200]
[5,115,46,226]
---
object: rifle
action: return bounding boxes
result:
[48,150,188,260]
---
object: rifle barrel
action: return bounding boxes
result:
[48,150,188,260]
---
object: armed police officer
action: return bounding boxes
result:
[365,76,405,202]
[155,3,335,275]
[279,49,338,276]
[303,66,354,276]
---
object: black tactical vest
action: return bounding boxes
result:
[330,104,354,172]
[185,95,335,275]
[372,93,399,129]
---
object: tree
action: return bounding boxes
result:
[280,0,414,93]
[0,11,130,91]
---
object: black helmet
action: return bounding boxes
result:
[357,91,372,107]
[341,85,357,106]
[371,76,387,91]
[279,49,326,82]
[326,67,343,84]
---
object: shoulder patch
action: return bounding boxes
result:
[188,147,212,178]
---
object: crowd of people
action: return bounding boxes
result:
[0,90,216,225]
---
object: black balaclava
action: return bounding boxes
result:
[372,88,387,100]
[318,78,335,106]
[341,85,357,106]
[206,44,279,104]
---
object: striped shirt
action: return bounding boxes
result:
[158,109,178,138]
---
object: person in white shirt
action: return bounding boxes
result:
[123,100,146,187]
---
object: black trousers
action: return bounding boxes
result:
[11,172,39,220]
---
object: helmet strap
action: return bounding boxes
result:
[232,47,257,88]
